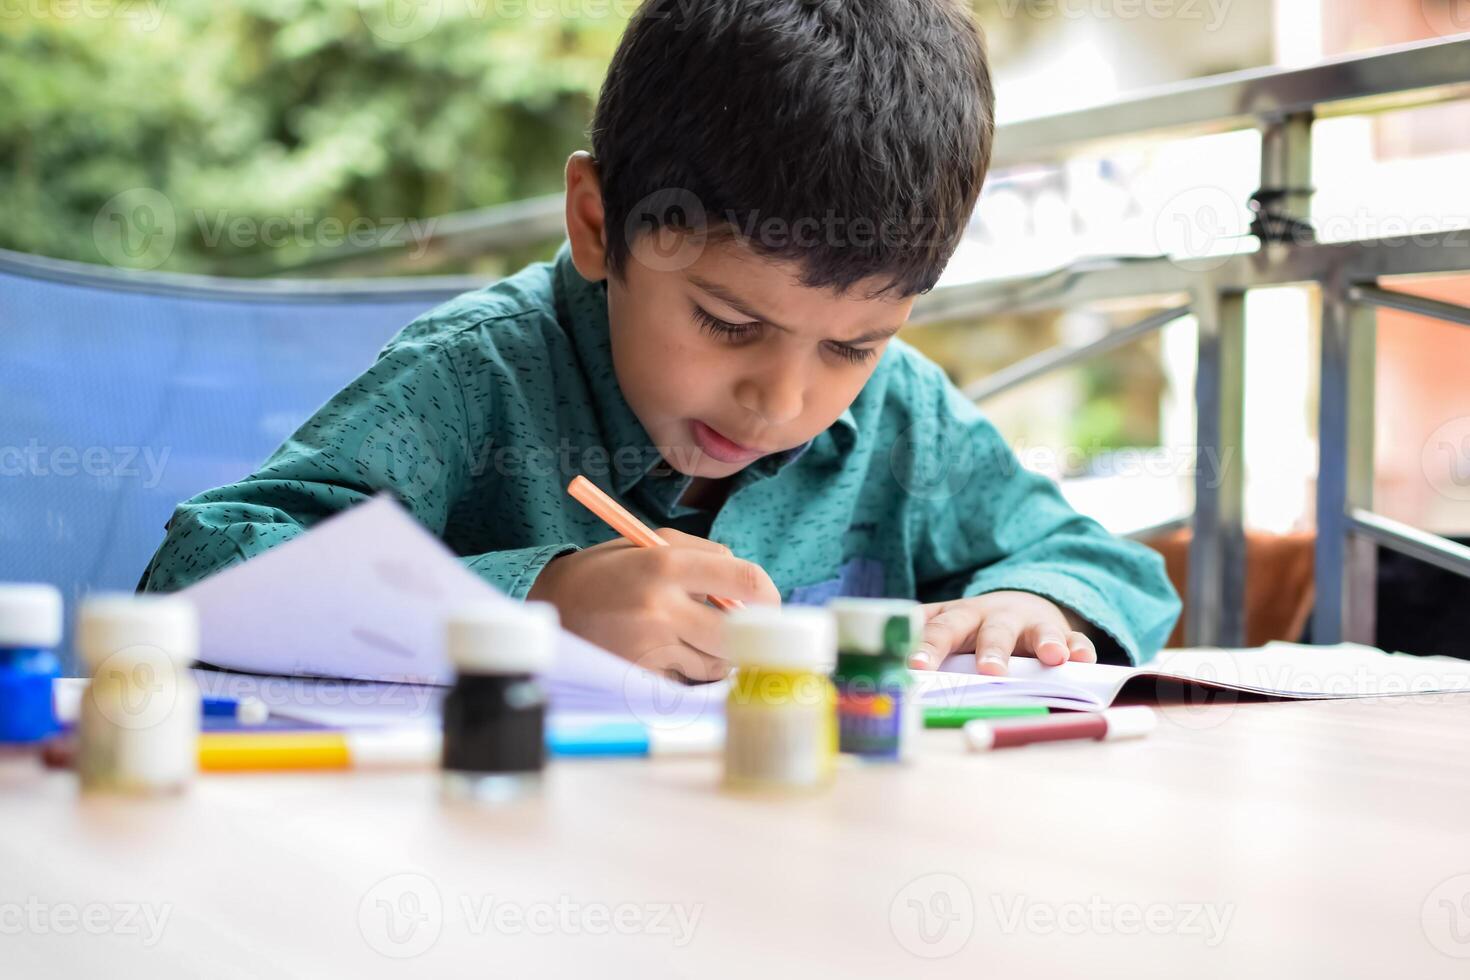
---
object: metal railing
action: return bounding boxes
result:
[280,33,1470,649]
[908,33,1470,648]
[264,194,567,278]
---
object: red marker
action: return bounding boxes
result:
[963,706,1156,751]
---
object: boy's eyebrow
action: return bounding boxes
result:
[843,323,904,345]
[687,275,904,344]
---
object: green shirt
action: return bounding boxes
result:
[140,245,1180,663]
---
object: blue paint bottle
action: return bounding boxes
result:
[0,584,64,744]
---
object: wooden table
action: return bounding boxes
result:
[4,694,1470,979]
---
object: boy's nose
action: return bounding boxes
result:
[734,373,804,428]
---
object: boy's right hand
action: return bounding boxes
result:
[526,528,781,682]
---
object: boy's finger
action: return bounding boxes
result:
[1025,622,1071,667]
[669,648,730,683]
[663,549,782,605]
[1067,631,1097,663]
[975,619,1021,676]
[635,641,729,683]
[655,527,734,556]
[912,605,981,670]
[674,599,728,662]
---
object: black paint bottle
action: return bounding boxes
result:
[441,601,555,804]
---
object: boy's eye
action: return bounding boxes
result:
[693,305,760,341]
[692,304,876,365]
[824,341,877,365]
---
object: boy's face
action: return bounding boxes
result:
[605,234,917,479]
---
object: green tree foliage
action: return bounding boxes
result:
[0,0,629,273]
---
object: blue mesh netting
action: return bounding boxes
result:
[1,257,472,668]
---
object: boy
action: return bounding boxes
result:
[140,0,1180,680]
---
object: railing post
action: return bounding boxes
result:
[1187,287,1247,647]
[1314,275,1378,644]
[1252,112,1315,245]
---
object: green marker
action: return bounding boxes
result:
[923,705,1049,729]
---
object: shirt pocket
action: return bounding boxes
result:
[786,556,889,606]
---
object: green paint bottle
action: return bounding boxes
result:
[829,599,922,762]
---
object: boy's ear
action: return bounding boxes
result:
[564,151,609,283]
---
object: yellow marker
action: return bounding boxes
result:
[197,729,439,772]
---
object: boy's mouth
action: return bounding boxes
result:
[689,419,767,465]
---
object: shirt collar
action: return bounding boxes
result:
[553,243,860,500]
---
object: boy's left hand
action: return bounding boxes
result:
[909,590,1096,675]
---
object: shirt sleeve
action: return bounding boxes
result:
[463,544,581,600]
[137,338,577,600]
[904,364,1181,665]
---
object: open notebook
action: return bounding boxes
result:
[177,495,1470,724]
[917,643,1470,710]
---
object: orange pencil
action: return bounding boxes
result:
[566,475,745,611]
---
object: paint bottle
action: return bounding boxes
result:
[723,606,837,792]
[441,601,554,804]
[829,598,923,762]
[0,584,64,745]
[76,595,200,794]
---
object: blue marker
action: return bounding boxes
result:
[52,682,272,729]
[0,584,64,745]
[546,718,723,758]
[202,696,270,724]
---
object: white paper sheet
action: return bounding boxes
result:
[178,495,724,722]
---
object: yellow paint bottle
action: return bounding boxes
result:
[722,607,837,792]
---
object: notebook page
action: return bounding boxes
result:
[1137,643,1470,699]
[913,655,1130,709]
[919,644,1470,708]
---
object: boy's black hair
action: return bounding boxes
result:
[590,0,995,298]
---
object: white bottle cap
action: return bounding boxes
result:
[76,594,199,670]
[723,606,835,671]
[447,601,558,675]
[0,583,64,648]
[827,598,923,656]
